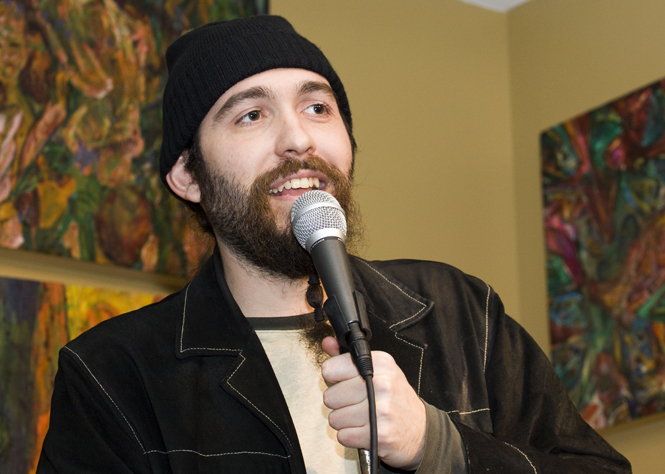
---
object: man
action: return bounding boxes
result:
[38,15,631,473]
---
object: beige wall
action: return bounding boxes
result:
[509,0,665,471]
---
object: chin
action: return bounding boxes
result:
[270,196,294,214]
[272,209,293,233]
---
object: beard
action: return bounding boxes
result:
[299,317,336,367]
[195,155,362,280]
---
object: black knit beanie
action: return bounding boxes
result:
[159,15,352,187]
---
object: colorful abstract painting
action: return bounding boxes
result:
[542,79,665,430]
[0,0,267,277]
[0,275,163,473]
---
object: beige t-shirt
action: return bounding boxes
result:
[250,316,360,474]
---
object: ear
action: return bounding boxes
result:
[166,155,201,203]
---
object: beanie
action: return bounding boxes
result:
[159,15,352,187]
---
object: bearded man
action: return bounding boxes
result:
[37,15,631,474]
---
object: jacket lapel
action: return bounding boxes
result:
[174,252,305,472]
[220,332,306,473]
[174,264,246,358]
[351,257,435,396]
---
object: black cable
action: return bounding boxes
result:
[345,323,378,474]
[364,374,379,474]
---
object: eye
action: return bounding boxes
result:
[237,110,262,123]
[305,103,329,115]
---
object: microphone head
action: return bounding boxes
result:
[291,190,347,252]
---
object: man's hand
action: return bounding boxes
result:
[321,337,427,471]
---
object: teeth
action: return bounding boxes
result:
[270,177,322,194]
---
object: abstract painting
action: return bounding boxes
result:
[542,78,665,429]
[0,275,163,473]
[0,0,267,277]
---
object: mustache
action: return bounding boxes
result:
[251,156,352,195]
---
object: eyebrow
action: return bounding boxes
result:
[212,86,275,122]
[295,80,336,99]
[211,80,337,123]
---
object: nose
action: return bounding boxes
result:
[274,110,315,159]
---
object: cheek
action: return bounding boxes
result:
[201,137,259,180]
[318,127,353,172]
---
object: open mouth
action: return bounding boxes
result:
[269,176,323,196]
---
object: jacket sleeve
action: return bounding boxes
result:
[451,290,632,474]
[37,346,152,473]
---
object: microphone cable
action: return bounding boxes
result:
[346,323,378,474]
[364,374,379,474]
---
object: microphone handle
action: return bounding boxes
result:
[308,235,377,472]
[309,236,359,343]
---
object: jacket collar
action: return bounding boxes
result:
[175,251,435,359]
[175,250,307,472]
[175,249,252,359]
[350,256,434,332]
[350,256,435,395]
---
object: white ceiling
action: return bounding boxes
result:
[454,0,535,13]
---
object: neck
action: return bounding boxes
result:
[217,242,317,319]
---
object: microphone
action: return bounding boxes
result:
[291,190,378,474]
[290,190,373,376]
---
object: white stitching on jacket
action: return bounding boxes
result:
[179,282,240,353]
[357,260,426,395]
[144,449,289,458]
[66,346,290,459]
[179,282,191,353]
[503,442,538,474]
[394,334,425,396]
[445,407,490,415]
[483,284,491,373]
[357,260,427,329]
[226,353,294,452]
[63,346,145,452]
[445,288,492,419]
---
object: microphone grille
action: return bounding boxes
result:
[291,190,347,249]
